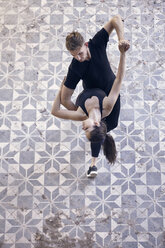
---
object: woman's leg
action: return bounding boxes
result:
[91,142,102,159]
[87,143,100,177]
[91,157,97,167]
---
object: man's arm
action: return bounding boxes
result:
[104,15,124,41]
[61,85,77,110]
[51,88,86,121]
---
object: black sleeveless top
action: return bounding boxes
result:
[76,88,106,117]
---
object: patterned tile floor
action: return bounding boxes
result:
[0,0,165,247]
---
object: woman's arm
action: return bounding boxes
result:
[51,89,87,121]
[102,41,129,117]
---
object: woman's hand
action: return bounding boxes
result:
[118,40,130,53]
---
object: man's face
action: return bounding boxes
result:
[70,44,88,62]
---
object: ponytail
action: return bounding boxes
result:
[89,121,117,164]
[102,134,117,164]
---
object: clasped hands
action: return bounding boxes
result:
[118,40,130,53]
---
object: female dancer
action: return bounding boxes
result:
[51,41,129,177]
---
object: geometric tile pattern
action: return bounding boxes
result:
[0,0,165,247]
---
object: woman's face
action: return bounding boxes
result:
[82,119,100,139]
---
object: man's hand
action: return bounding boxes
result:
[118,40,130,53]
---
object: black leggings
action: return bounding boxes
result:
[91,96,120,157]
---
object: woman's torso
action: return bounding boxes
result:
[76,88,108,118]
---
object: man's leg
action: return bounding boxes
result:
[104,95,120,132]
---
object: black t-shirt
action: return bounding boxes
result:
[76,88,106,116]
[64,28,116,95]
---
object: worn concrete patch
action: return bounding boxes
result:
[34,210,95,248]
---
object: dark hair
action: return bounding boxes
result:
[66,31,84,51]
[103,133,117,164]
[89,121,117,164]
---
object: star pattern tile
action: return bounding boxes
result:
[0,0,165,247]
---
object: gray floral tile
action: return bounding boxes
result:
[0,0,165,247]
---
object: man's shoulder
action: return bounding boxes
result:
[69,58,88,72]
[69,58,81,68]
[92,28,108,38]
[89,28,109,47]
[66,58,88,87]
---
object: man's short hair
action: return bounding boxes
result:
[65,31,84,51]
